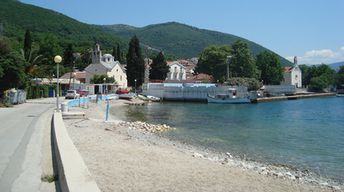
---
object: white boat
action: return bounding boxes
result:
[146,95,161,102]
[118,93,135,100]
[207,88,251,104]
[336,94,344,97]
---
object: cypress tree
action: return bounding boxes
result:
[63,44,74,68]
[116,44,121,62]
[112,46,117,61]
[23,29,32,59]
[63,44,75,89]
[149,51,169,80]
[126,35,145,87]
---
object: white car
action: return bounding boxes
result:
[65,90,80,99]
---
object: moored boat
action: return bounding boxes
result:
[146,95,161,102]
[207,88,251,104]
[118,93,135,100]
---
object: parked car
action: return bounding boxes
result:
[78,89,89,97]
[65,90,80,99]
[116,88,129,94]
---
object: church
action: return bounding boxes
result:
[84,44,127,88]
[281,56,302,88]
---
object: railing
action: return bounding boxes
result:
[65,94,119,109]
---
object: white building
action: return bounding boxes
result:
[166,61,186,81]
[85,44,127,88]
[281,56,302,88]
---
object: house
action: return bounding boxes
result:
[166,61,187,81]
[84,44,127,88]
[60,71,86,84]
[281,56,302,88]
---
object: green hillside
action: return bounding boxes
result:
[101,22,292,66]
[0,0,291,66]
[0,0,123,50]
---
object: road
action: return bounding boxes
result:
[0,98,57,192]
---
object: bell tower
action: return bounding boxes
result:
[92,43,102,64]
[293,56,298,67]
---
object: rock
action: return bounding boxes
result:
[192,152,203,158]
[225,152,233,158]
[222,157,229,165]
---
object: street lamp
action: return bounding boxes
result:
[72,72,76,90]
[103,77,106,94]
[134,79,137,94]
[226,56,232,81]
[54,55,62,112]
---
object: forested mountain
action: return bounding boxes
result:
[101,22,292,66]
[0,0,123,50]
[0,0,292,66]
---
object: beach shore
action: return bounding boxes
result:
[64,100,341,192]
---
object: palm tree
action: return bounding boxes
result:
[20,48,46,78]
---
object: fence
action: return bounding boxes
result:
[65,94,119,108]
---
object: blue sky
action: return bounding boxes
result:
[20,0,344,64]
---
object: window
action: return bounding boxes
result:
[120,76,122,81]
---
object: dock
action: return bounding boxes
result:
[253,92,335,103]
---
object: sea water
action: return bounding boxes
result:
[111,96,344,183]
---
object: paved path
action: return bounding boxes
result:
[0,98,57,192]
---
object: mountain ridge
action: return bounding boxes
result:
[2,0,292,66]
[100,22,292,66]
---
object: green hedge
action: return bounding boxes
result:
[26,84,58,99]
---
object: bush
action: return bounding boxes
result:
[226,77,262,91]
[26,84,54,99]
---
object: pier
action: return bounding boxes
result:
[253,92,336,103]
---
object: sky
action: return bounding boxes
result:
[20,0,344,64]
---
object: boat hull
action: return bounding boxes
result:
[207,96,251,104]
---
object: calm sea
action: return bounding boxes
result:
[111,96,344,182]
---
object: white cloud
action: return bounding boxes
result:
[286,46,344,64]
[304,49,335,58]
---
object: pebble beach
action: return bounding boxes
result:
[64,100,341,192]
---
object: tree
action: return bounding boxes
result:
[226,77,262,91]
[63,44,75,89]
[116,44,122,62]
[0,51,28,92]
[112,46,117,61]
[149,51,169,80]
[38,34,63,78]
[75,49,91,71]
[38,34,62,61]
[126,35,145,87]
[63,44,74,68]
[195,45,232,82]
[23,29,32,59]
[301,64,336,92]
[256,51,283,85]
[230,40,256,78]
[90,74,116,84]
[20,48,45,78]
[336,66,344,87]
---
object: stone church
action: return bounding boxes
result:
[84,44,127,88]
[281,56,302,88]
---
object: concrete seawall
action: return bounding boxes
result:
[253,92,336,103]
[52,112,101,192]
